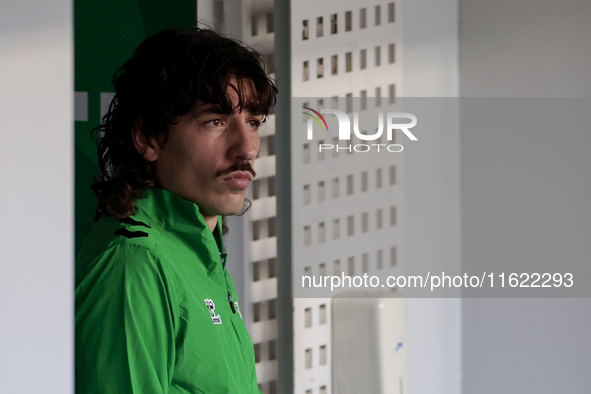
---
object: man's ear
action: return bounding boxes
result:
[131,117,159,162]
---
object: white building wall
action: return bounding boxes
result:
[459,0,591,393]
[0,0,74,393]
[242,2,281,392]
[221,1,462,393]
[291,2,402,394]
[399,0,462,393]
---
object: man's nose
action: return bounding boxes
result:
[227,117,259,161]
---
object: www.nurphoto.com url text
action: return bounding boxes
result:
[301,272,574,292]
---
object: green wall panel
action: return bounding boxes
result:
[74,0,196,253]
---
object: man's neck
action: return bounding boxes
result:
[204,215,218,233]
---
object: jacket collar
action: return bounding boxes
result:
[132,187,225,268]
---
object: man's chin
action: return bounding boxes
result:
[227,202,250,216]
[215,197,249,216]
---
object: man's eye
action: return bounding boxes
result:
[206,119,223,127]
[248,116,266,130]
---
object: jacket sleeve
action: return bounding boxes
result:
[75,243,177,394]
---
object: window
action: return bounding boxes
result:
[332,219,340,240]
[389,84,396,103]
[252,179,261,200]
[251,15,258,36]
[319,222,326,243]
[345,11,352,31]
[346,52,352,73]
[303,61,309,81]
[377,209,383,229]
[391,246,397,266]
[305,348,312,369]
[253,261,260,281]
[375,5,381,26]
[361,171,368,191]
[376,168,383,188]
[304,226,311,246]
[331,14,338,34]
[389,43,395,63]
[360,8,367,28]
[317,17,324,37]
[268,176,276,197]
[390,206,397,226]
[303,184,311,205]
[333,260,340,275]
[303,142,310,163]
[319,263,326,276]
[268,217,276,237]
[388,2,395,23]
[267,257,276,278]
[331,55,338,75]
[360,49,367,70]
[253,220,261,241]
[362,212,369,233]
[362,253,369,272]
[267,12,274,33]
[347,174,354,195]
[347,216,354,236]
[375,46,381,67]
[320,345,327,365]
[302,20,309,40]
[317,58,324,78]
[378,130,386,145]
[254,343,261,362]
[305,307,312,328]
[318,181,325,201]
[302,101,309,122]
[390,165,396,185]
[268,258,276,278]
[361,90,367,110]
[268,299,276,319]
[253,302,261,322]
[319,304,327,324]
[332,178,340,198]
[377,249,383,270]
[347,256,355,274]
[346,93,353,113]
[376,87,382,107]
[269,340,277,360]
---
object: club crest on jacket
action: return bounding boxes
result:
[204,299,222,324]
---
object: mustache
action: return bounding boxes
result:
[216,161,257,178]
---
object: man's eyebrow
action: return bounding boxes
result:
[193,103,267,117]
[193,105,232,116]
[243,103,266,116]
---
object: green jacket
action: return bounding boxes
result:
[75,188,260,393]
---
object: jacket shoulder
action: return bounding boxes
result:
[85,213,163,249]
[76,214,166,282]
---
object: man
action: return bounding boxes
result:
[75,28,277,393]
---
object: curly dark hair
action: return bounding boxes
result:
[91,28,277,233]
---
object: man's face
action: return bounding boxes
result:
[152,79,264,218]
